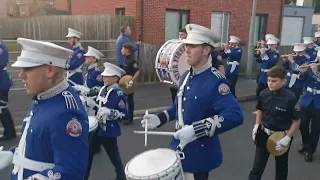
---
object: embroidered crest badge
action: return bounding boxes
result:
[77,53,82,59]
[117,91,123,96]
[66,118,82,137]
[218,83,230,95]
[118,99,125,109]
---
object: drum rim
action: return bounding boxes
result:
[125,148,181,179]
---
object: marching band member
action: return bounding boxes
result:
[282,43,309,99]
[85,62,128,180]
[121,43,140,125]
[211,47,225,74]
[73,46,104,96]
[249,66,300,180]
[256,37,280,97]
[1,38,89,179]
[314,31,320,46]
[303,37,318,62]
[0,39,16,141]
[65,28,86,85]
[220,36,243,98]
[141,24,244,180]
[297,47,320,162]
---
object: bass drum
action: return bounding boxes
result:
[155,39,190,85]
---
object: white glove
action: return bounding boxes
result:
[252,124,260,141]
[174,125,197,149]
[97,107,111,119]
[141,114,161,130]
[275,135,291,152]
[0,146,13,170]
[73,85,90,95]
[126,80,133,88]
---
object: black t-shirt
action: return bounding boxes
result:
[123,55,139,76]
[211,51,224,69]
[256,87,300,131]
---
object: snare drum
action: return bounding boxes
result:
[125,148,184,180]
[155,39,190,85]
[88,116,98,132]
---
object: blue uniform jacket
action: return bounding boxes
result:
[305,47,317,62]
[163,67,243,173]
[96,84,128,138]
[116,33,139,65]
[283,55,309,89]
[65,43,86,85]
[85,63,104,89]
[11,80,89,180]
[299,66,320,110]
[315,41,320,46]
[220,47,243,75]
[256,50,279,84]
[0,40,12,90]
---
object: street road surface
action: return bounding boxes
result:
[0,102,319,180]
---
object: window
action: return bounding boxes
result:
[165,10,189,41]
[211,12,229,43]
[314,0,320,14]
[253,14,267,43]
[115,8,125,15]
[20,7,25,14]
[285,0,314,6]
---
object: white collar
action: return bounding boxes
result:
[88,63,98,70]
[36,80,69,100]
[191,56,212,75]
[73,43,82,49]
[106,83,119,91]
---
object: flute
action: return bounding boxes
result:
[300,63,320,68]
[280,54,297,58]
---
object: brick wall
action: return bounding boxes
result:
[141,0,283,44]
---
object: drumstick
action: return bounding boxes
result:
[144,110,148,147]
[134,131,175,136]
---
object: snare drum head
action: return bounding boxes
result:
[126,148,179,178]
[88,116,98,132]
[155,39,190,85]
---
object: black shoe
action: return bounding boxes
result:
[298,144,307,153]
[0,135,16,141]
[304,152,313,162]
[122,120,133,125]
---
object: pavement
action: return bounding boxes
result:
[1,78,258,134]
[0,101,319,180]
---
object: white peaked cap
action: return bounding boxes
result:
[101,62,126,78]
[229,36,240,43]
[265,34,275,39]
[66,28,83,39]
[293,43,306,52]
[314,31,320,38]
[303,37,315,44]
[84,46,104,60]
[266,37,280,45]
[12,38,72,68]
[315,46,320,56]
[182,24,220,46]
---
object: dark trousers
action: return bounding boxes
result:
[85,134,126,180]
[256,83,268,98]
[299,101,320,155]
[249,128,291,180]
[169,86,178,103]
[226,74,239,98]
[0,89,16,138]
[193,172,209,180]
[127,93,134,121]
[287,87,303,101]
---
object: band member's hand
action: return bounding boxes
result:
[310,63,318,74]
[0,146,13,170]
[141,114,160,129]
[288,54,294,63]
[97,107,111,119]
[73,85,90,95]
[300,63,309,72]
[174,125,196,148]
[222,43,228,50]
[137,41,142,44]
[275,135,291,152]
[259,48,265,55]
[252,124,259,141]
[282,56,288,61]
[126,80,133,88]
[260,40,265,46]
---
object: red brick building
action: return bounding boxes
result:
[72,0,284,45]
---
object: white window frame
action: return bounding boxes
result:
[211,12,230,44]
